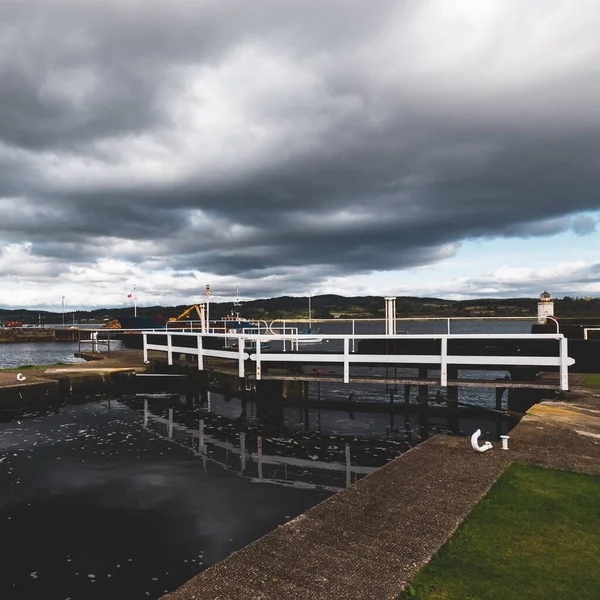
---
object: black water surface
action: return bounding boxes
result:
[0,398,329,600]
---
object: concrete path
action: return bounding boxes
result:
[163,436,511,600]
[162,390,600,600]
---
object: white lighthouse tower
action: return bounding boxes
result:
[537,290,554,324]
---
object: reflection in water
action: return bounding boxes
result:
[124,378,519,492]
[0,397,329,600]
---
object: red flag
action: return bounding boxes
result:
[127,293,133,298]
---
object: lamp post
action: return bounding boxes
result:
[308,291,312,330]
[61,296,65,328]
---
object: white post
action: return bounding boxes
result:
[143,332,148,363]
[440,336,448,387]
[447,318,451,334]
[167,332,173,366]
[205,284,211,331]
[199,419,205,454]
[255,335,262,381]
[143,399,148,427]
[240,432,246,472]
[197,335,203,370]
[168,408,173,439]
[345,443,351,487]
[257,436,263,479]
[207,391,211,412]
[283,320,286,352]
[560,336,569,391]
[343,337,350,383]
[352,319,355,353]
[384,297,396,335]
[238,336,245,378]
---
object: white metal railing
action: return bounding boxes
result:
[583,328,600,340]
[143,331,573,390]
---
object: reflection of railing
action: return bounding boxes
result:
[78,330,116,356]
[144,331,573,390]
[141,400,375,490]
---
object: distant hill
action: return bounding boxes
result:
[2,294,600,324]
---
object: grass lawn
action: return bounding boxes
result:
[579,373,600,387]
[400,463,600,600]
[0,362,68,373]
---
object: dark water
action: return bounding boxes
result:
[0,398,329,600]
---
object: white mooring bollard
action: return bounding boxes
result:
[500,435,510,450]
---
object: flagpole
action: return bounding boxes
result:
[134,285,137,317]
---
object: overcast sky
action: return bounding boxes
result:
[1,0,600,310]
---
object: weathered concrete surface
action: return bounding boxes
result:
[162,436,510,600]
[161,389,600,600]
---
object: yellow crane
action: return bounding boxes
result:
[168,304,205,322]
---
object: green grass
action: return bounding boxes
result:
[400,463,600,600]
[0,362,69,373]
[579,373,600,387]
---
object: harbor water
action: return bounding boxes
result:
[0,396,329,600]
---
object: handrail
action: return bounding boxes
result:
[143,330,572,391]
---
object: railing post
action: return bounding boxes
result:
[197,334,203,370]
[352,319,355,352]
[255,335,262,381]
[143,332,148,363]
[238,336,245,378]
[560,336,569,391]
[283,320,286,352]
[440,336,448,386]
[343,337,350,383]
[167,332,173,366]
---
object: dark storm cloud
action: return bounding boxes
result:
[1,0,600,295]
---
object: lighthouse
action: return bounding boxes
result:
[537,290,554,324]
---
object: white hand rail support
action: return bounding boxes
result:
[143,332,148,363]
[560,336,569,391]
[255,335,262,380]
[238,336,245,378]
[440,336,448,386]
[167,333,173,366]
[343,337,350,383]
[197,334,204,370]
